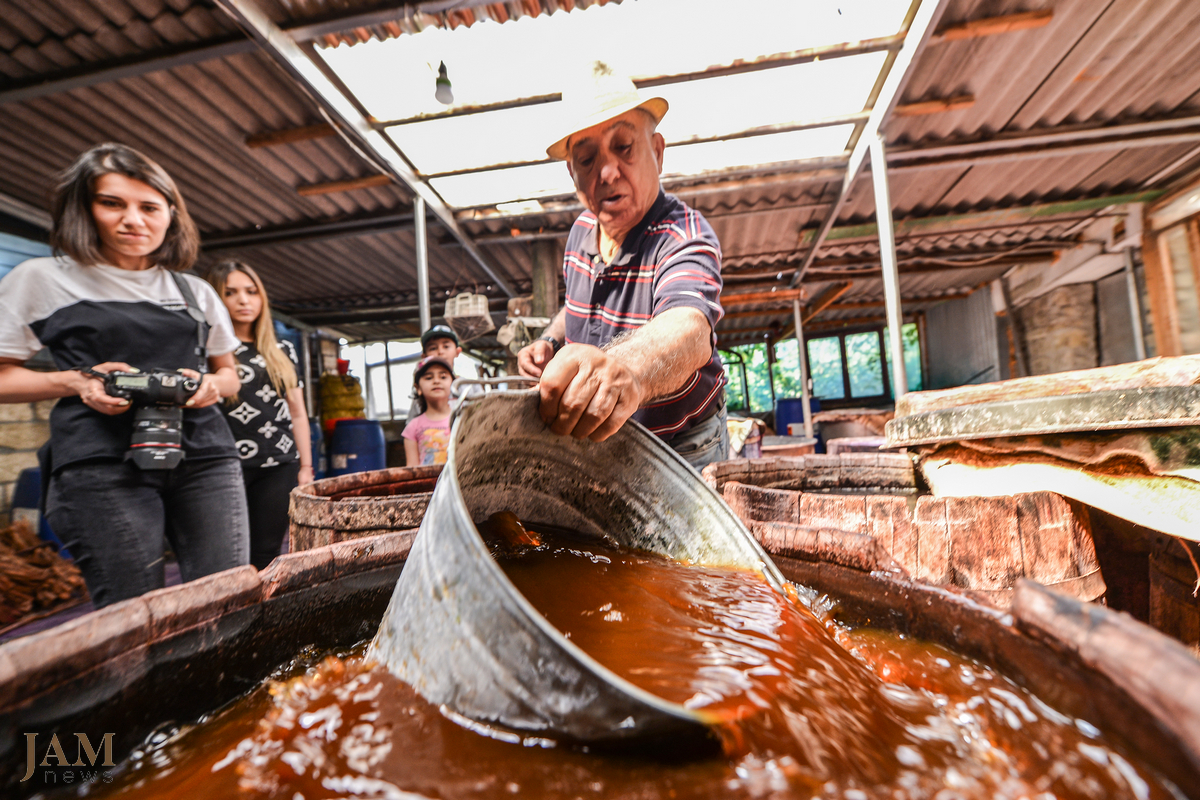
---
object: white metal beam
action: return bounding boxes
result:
[415,196,432,333]
[790,298,814,439]
[791,0,952,288]
[869,136,908,400]
[211,0,517,297]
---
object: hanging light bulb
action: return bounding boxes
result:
[434,61,454,105]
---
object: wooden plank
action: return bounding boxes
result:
[720,288,805,306]
[893,95,975,117]
[929,9,1053,44]
[1153,230,1184,357]
[297,174,393,197]
[895,355,1200,417]
[246,123,336,148]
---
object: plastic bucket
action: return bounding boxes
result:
[329,418,386,477]
[370,390,786,746]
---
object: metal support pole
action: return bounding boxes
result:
[363,345,374,419]
[415,195,432,333]
[791,298,814,440]
[383,343,395,421]
[764,336,777,406]
[300,331,315,417]
[1124,246,1148,361]
[869,135,908,400]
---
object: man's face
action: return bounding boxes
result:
[567,109,665,246]
[425,337,461,363]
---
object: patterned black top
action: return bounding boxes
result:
[223,340,303,469]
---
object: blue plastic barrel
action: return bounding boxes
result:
[329,418,386,477]
[11,467,72,559]
[774,397,821,439]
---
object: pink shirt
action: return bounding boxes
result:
[402,413,451,466]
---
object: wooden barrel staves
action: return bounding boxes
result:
[703,454,1106,608]
[289,465,442,552]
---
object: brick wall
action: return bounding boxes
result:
[0,401,54,525]
[1019,283,1099,376]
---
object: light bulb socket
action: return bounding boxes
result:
[434,60,453,105]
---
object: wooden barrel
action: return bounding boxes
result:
[1149,533,1200,648]
[288,465,441,552]
[703,454,1105,609]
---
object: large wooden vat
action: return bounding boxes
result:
[2,528,1200,795]
[703,453,1106,608]
[288,465,440,551]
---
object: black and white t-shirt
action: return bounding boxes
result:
[0,255,241,471]
[225,340,303,469]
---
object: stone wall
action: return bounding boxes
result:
[1018,283,1099,376]
[0,401,53,524]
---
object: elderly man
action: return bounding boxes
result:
[517,62,728,470]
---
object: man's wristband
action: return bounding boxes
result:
[537,335,562,354]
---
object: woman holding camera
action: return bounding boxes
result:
[208,261,313,570]
[0,143,249,608]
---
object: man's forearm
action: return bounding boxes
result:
[604,307,712,403]
[542,308,567,343]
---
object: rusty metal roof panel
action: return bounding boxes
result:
[0,0,236,82]
[0,49,413,233]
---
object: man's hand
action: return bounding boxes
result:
[77,362,136,415]
[517,338,556,378]
[180,369,223,409]
[537,344,644,442]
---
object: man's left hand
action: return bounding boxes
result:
[538,344,644,442]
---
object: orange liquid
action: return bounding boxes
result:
[90,524,1175,799]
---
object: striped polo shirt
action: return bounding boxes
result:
[563,190,726,439]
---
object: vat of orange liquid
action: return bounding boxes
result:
[703,453,1106,609]
[370,389,787,748]
[288,464,442,551]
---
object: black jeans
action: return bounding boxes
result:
[46,457,250,608]
[243,460,301,570]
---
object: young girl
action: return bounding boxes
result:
[208,261,313,570]
[403,357,454,466]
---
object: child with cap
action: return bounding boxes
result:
[403,356,455,466]
[406,325,481,421]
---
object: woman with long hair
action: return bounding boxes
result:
[0,143,249,608]
[208,261,313,569]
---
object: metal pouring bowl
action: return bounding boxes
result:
[369,389,787,747]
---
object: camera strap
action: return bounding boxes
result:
[169,272,209,373]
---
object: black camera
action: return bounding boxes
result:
[102,370,200,470]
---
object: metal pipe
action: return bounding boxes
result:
[791,298,814,439]
[415,195,432,333]
[300,331,315,416]
[1124,246,1148,361]
[210,0,517,297]
[869,136,908,400]
[425,114,869,180]
[383,343,395,421]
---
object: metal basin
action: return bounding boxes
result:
[369,390,786,747]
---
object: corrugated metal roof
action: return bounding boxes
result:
[0,0,1198,348]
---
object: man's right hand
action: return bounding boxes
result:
[517,339,556,378]
[76,362,136,415]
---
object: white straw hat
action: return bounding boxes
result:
[546,60,668,161]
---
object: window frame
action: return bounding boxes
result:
[802,324,894,409]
